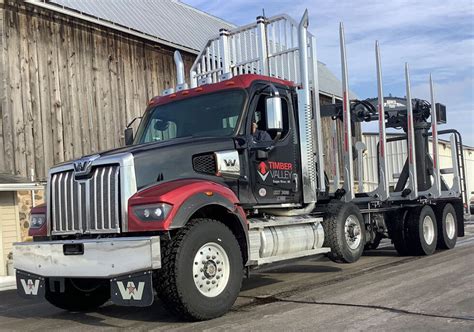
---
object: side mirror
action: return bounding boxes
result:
[265,96,283,131]
[124,127,134,146]
[124,116,142,146]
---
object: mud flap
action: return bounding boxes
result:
[16,270,45,299]
[110,271,154,307]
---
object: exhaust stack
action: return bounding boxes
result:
[174,51,188,91]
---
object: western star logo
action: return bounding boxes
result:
[20,279,40,295]
[224,159,237,167]
[117,281,145,300]
[257,161,294,184]
[73,154,100,178]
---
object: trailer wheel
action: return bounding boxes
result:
[435,203,457,249]
[323,202,365,263]
[406,205,438,255]
[156,218,243,321]
[386,209,411,256]
[45,278,109,311]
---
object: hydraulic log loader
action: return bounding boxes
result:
[14,11,468,320]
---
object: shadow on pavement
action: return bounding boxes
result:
[0,291,183,327]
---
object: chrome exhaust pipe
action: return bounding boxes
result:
[174,51,188,91]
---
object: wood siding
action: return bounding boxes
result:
[0,1,355,186]
[0,1,194,180]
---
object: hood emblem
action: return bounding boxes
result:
[74,154,100,178]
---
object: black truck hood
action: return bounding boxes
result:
[98,136,237,190]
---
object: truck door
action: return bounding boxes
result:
[247,89,301,205]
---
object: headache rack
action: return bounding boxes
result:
[162,11,467,211]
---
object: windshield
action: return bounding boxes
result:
[135,90,246,144]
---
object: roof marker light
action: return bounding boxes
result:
[225,81,235,86]
[195,87,204,92]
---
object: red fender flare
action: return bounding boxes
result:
[127,179,247,231]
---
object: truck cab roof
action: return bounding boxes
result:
[148,74,295,107]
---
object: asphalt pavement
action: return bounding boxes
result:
[1,223,473,331]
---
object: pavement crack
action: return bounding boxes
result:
[246,296,474,322]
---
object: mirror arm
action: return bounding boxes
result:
[126,116,142,129]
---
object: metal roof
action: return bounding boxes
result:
[317,62,356,99]
[42,0,234,53]
[29,0,353,98]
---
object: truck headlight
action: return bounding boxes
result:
[30,214,46,228]
[132,203,172,222]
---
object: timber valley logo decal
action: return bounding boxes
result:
[258,162,269,181]
[257,161,293,184]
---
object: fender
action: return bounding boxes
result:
[127,179,248,232]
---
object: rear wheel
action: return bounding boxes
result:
[435,203,457,249]
[323,202,365,263]
[45,278,109,311]
[156,218,243,321]
[406,205,438,255]
[386,209,411,256]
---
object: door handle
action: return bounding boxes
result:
[292,173,298,192]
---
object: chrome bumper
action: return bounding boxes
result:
[13,236,161,278]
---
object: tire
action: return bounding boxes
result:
[435,203,457,249]
[405,205,438,256]
[364,233,382,250]
[386,209,411,256]
[156,218,243,321]
[322,201,365,263]
[45,278,109,311]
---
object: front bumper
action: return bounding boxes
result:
[13,236,161,278]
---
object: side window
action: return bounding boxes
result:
[223,115,239,129]
[252,94,290,140]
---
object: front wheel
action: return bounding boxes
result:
[156,218,243,321]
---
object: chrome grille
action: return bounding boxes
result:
[50,165,121,234]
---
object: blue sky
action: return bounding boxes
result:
[184,0,474,146]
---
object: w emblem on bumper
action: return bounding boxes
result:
[16,271,45,299]
[110,271,154,307]
[117,281,145,300]
[20,279,40,295]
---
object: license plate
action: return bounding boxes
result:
[16,270,45,299]
[110,271,154,307]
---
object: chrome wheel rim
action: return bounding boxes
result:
[445,213,456,239]
[345,215,362,250]
[422,216,435,245]
[193,242,230,297]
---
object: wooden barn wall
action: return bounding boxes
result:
[0,1,194,180]
[319,94,362,185]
